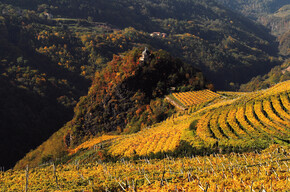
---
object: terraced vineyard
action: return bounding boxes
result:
[4,81,290,191]
[71,81,290,159]
[168,89,220,109]
[196,82,290,148]
[108,113,193,157]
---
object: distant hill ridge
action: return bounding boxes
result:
[1,0,282,89]
[216,0,289,55]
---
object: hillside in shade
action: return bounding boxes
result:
[240,59,290,91]
[0,4,90,168]
[1,0,282,88]
[216,0,289,55]
[215,0,288,19]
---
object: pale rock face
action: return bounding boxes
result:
[282,66,290,74]
[140,47,150,64]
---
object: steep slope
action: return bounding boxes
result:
[70,48,206,139]
[195,81,290,149]
[105,81,290,159]
[258,4,290,37]
[278,29,290,55]
[215,0,289,19]
[15,48,207,168]
[0,76,70,169]
[72,80,290,155]
[216,0,289,56]
[15,80,290,169]
[240,59,290,91]
[0,5,92,169]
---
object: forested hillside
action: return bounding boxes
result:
[0,4,90,168]
[69,48,207,139]
[216,0,289,55]
[258,4,290,37]
[215,0,288,19]
[216,0,289,89]
[240,59,290,91]
[1,0,282,88]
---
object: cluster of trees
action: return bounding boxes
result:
[69,48,207,146]
[13,48,208,168]
[76,26,280,90]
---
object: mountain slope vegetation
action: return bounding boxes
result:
[240,59,290,91]
[216,0,289,56]
[15,77,290,169]
[0,4,91,168]
[258,4,290,37]
[105,81,290,159]
[1,0,282,88]
[215,0,289,19]
[0,0,285,168]
[70,48,206,137]
[14,48,208,168]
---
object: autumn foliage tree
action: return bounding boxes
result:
[67,47,207,146]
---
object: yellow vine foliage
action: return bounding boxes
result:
[3,80,290,190]
[1,146,289,191]
[196,81,290,144]
[109,113,192,157]
[70,135,120,155]
[172,89,220,108]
